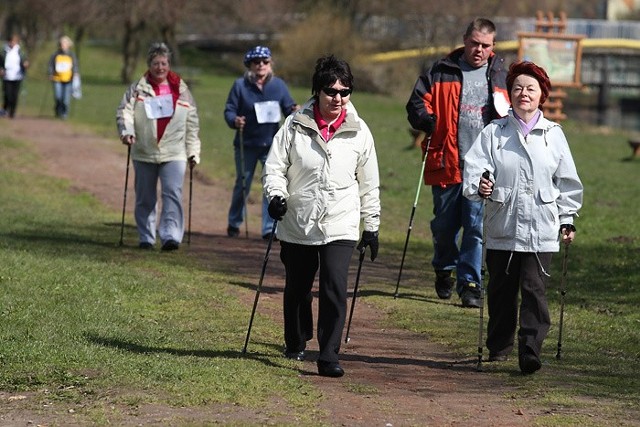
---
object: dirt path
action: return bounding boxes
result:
[2,116,534,426]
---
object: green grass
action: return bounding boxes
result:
[5,42,640,425]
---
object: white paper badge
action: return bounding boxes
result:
[144,94,174,119]
[254,101,281,124]
[493,91,511,117]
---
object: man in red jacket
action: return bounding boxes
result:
[406,18,509,308]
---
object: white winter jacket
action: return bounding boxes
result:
[116,75,201,164]
[463,111,583,253]
[263,99,380,245]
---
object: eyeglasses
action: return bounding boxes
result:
[251,58,271,66]
[322,87,352,97]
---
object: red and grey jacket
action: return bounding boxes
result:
[406,48,509,187]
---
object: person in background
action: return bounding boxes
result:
[405,18,510,308]
[263,55,380,378]
[48,35,79,119]
[0,34,29,118]
[463,60,583,374]
[224,45,298,240]
[116,42,201,251]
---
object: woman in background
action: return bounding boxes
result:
[116,42,201,251]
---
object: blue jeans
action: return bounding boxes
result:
[134,160,186,245]
[53,81,72,118]
[227,144,274,236]
[431,183,484,295]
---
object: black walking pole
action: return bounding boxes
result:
[187,162,194,245]
[345,247,367,343]
[394,136,431,298]
[119,145,131,246]
[239,129,249,239]
[556,243,569,360]
[476,171,491,372]
[242,220,278,354]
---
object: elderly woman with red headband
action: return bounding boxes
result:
[463,61,583,375]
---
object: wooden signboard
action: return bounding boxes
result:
[517,32,585,88]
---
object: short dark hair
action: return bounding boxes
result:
[311,55,353,96]
[464,18,497,40]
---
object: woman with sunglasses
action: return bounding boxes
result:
[224,45,298,241]
[263,55,381,378]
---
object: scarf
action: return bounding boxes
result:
[145,70,181,142]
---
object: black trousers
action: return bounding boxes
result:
[2,79,22,117]
[485,250,552,359]
[279,240,355,364]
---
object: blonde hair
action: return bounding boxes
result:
[59,35,73,49]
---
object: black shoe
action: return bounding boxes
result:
[488,354,509,362]
[227,226,240,237]
[317,361,344,378]
[434,270,454,299]
[283,349,306,361]
[161,240,180,251]
[139,242,154,250]
[262,233,278,241]
[460,282,482,308]
[519,353,542,374]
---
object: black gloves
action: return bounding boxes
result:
[422,114,436,135]
[357,230,379,261]
[268,196,287,221]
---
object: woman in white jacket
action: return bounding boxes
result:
[116,42,201,251]
[263,55,380,378]
[463,61,583,375]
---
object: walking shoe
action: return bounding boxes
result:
[519,353,542,374]
[262,233,278,241]
[488,354,509,362]
[283,348,306,361]
[460,282,482,308]
[139,242,154,250]
[317,361,344,377]
[227,226,240,237]
[161,240,180,251]
[434,270,454,299]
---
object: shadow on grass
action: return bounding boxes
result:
[85,333,288,368]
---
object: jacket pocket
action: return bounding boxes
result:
[425,146,445,172]
[485,186,512,240]
[537,187,560,244]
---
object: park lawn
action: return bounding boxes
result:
[5,42,640,425]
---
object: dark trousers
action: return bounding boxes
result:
[2,79,22,117]
[485,250,552,359]
[279,240,355,364]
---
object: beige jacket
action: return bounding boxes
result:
[116,75,201,164]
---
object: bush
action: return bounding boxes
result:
[276,10,375,92]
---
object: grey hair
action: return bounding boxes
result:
[147,42,172,66]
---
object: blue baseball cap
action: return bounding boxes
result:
[243,46,271,67]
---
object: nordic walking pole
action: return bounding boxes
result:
[242,220,278,354]
[476,170,491,372]
[187,160,194,245]
[119,145,132,246]
[239,128,249,239]
[345,247,367,343]
[394,136,431,298]
[556,243,569,360]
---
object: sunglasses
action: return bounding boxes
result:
[251,58,271,65]
[322,87,352,97]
